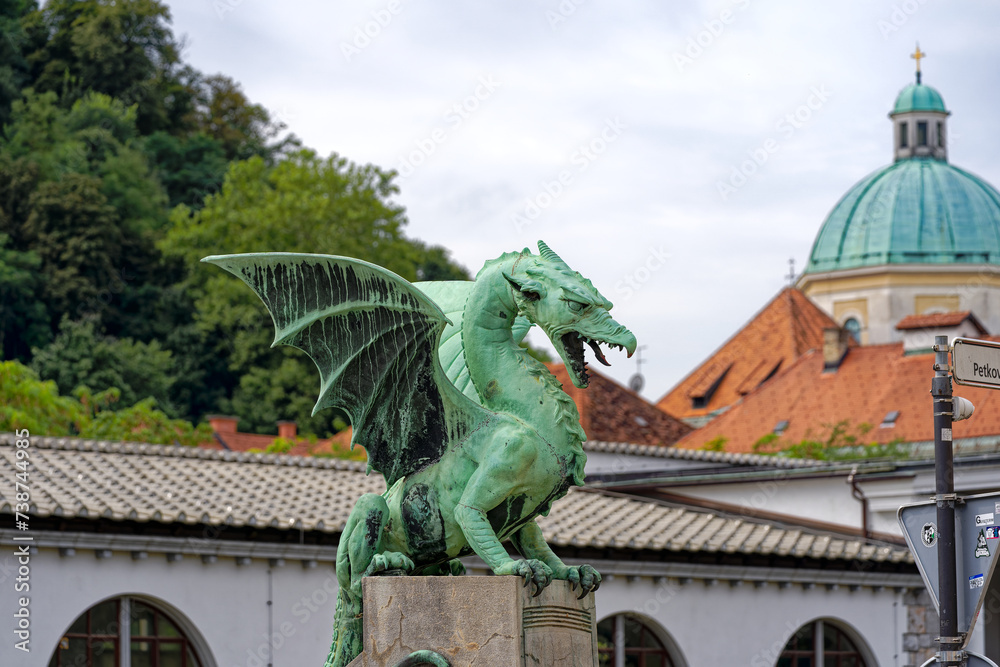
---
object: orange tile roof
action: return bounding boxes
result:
[546,363,692,446]
[895,311,985,331]
[201,431,320,457]
[657,288,840,420]
[673,338,1000,453]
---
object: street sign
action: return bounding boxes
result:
[899,492,1000,647]
[952,337,1000,389]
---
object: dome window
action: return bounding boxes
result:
[899,122,908,148]
[937,121,944,147]
[843,317,862,343]
[917,121,928,146]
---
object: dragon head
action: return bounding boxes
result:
[504,241,637,389]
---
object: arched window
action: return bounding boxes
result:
[777,620,869,667]
[597,614,677,667]
[843,317,861,344]
[49,597,204,667]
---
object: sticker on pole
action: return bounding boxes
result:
[970,573,984,589]
[952,337,1000,389]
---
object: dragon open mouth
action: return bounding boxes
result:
[561,332,625,388]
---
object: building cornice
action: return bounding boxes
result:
[798,263,1000,293]
[2,529,337,566]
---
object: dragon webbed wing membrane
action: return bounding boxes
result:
[203,253,490,485]
[415,280,535,405]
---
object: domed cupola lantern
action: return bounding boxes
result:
[797,48,1000,346]
[889,44,950,162]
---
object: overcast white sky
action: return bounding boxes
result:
[164,0,1000,402]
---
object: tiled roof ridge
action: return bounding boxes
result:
[785,288,835,357]
[0,431,820,470]
[656,287,832,404]
[576,486,907,551]
[670,349,826,450]
[582,440,820,468]
[785,288,805,357]
[0,432,368,472]
[895,310,981,330]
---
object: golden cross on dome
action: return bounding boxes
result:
[911,43,926,84]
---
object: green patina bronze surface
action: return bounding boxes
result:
[203,242,636,667]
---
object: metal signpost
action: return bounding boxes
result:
[897,336,1000,667]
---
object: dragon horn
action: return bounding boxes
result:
[537,240,569,267]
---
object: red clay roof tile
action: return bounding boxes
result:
[673,337,1000,453]
[547,363,692,446]
[657,288,839,420]
[895,311,985,331]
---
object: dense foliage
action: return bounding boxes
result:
[0,0,467,443]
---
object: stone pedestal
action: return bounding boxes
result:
[353,576,597,667]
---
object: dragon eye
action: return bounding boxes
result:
[566,300,586,313]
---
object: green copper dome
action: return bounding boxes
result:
[892,83,947,114]
[804,159,1000,273]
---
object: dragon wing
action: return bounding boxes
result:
[414,280,534,405]
[203,253,491,485]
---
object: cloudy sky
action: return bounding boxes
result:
[164,0,1000,402]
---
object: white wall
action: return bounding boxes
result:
[672,462,1000,539]
[594,573,903,666]
[0,546,341,667]
[1,542,921,667]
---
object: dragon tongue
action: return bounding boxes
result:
[586,338,611,366]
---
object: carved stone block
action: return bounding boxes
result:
[357,576,597,667]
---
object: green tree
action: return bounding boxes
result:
[143,130,228,208]
[1,90,169,340]
[22,0,189,134]
[191,74,298,162]
[23,173,125,323]
[0,359,83,435]
[0,233,49,361]
[31,317,180,416]
[0,0,35,126]
[77,394,211,447]
[161,150,467,435]
[0,359,211,445]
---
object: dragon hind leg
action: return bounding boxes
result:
[325,493,414,667]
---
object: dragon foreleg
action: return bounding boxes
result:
[454,503,553,595]
[511,521,601,599]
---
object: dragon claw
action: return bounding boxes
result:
[364,552,415,578]
[559,564,601,599]
[497,559,553,597]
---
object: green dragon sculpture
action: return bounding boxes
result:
[203,242,636,667]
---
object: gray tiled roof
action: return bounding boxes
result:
[0,434,910,564]
[582,440,820,468]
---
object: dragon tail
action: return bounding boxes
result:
[324,588,363,667]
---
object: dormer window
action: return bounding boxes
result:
[917,121,928,146]
[773,420,789,436]
[880,410,900,428]
[899,122,908,148]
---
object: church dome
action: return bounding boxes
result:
[891,83,947,115]
[804,158,1000,273]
